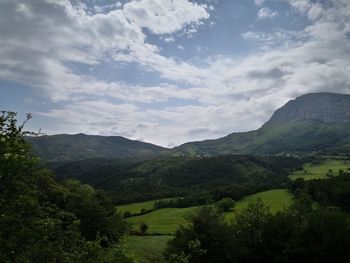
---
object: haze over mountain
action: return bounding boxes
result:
[28,92,350,161]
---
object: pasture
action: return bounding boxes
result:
[124,189,292,234]
[116,200,159,215]
[126,207,194,234]
[125,235,172,263]
[289,159,350,181]
[123,189,293,262]
[225,188,292,220]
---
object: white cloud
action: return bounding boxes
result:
[257,7,279,19]
[177,45,185,50]
[123,0,209,34]
[164,36,175,42]
[93,2,122,13]
[255,0,265,6]
[0,0,211,96]
[2,0,350,147]
[307,3,324,21]
[282,0,325,21]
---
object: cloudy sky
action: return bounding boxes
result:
[1,0,350,147]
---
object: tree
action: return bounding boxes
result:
[232,198,271,262]
[165,206,232,263]
[301,208,350,262]
[168,239,206,263]
[140,222,148,235]
[214,197,235,213]
[326,169,334,178]
[63,179,128,242]
[0,112,134,263]
[0,112,84,262]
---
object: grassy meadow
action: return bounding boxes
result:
[116,200,159,215]
[126,207,194,234]
[125,235,172,263]
[289,159,350,181]
[225,189,292,220]
[122,189,293,262]
[122,189,292,235]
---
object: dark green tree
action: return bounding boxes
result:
[140,222,149,235]
[214,197,235,213]
[232,198,271,262]
[0,112,134,263]
[0,112,83,262]
[165,206,232,263]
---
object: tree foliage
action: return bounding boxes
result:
[166,196,350,263]
[0,112,133,262]
[214,198,235,213]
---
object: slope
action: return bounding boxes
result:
[26,133,167,162]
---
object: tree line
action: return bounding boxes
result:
[165,195,350,263]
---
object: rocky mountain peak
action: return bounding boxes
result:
[265,92,350,125]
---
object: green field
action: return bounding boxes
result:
[116,200,159,215]
[123,189,292,262]
[225,189,292,220]
[116,198,177,215]
[126,207,194,234]
[125,235,172,263]
[124,189,292,234]
[289,159,350,181]
[121,166,340,263]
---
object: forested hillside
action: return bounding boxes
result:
[26,133,167,162]
[174,120,350,156]
[51,155,303,203]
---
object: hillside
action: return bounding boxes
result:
[173,93,350,156]
[52,155,303,203]
[26,133,167,162]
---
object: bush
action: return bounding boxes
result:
[214,198,235,212]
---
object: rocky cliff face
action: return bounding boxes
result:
[266,93,350,125]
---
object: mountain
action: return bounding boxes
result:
[173,93,350,156]
[26,133,167,162]
[27,92,350,161]
[266,92,350,125]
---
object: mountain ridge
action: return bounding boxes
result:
[26,133,168,162]
[27,92,350,160]
[264,92,350,126]
[172,92,350,156]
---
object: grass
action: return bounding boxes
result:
[116,198,175,215]
[124,235,172,263]
[123,189,292,262]
[126,207,195,235]
[116,200,159,215]
[225,189,292,220]
[289,159,350,181]
[125,189,292,234]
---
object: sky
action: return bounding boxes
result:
[1,0,350,147]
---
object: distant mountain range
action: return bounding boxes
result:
[26,133,167,162]
[27,92,350,161]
